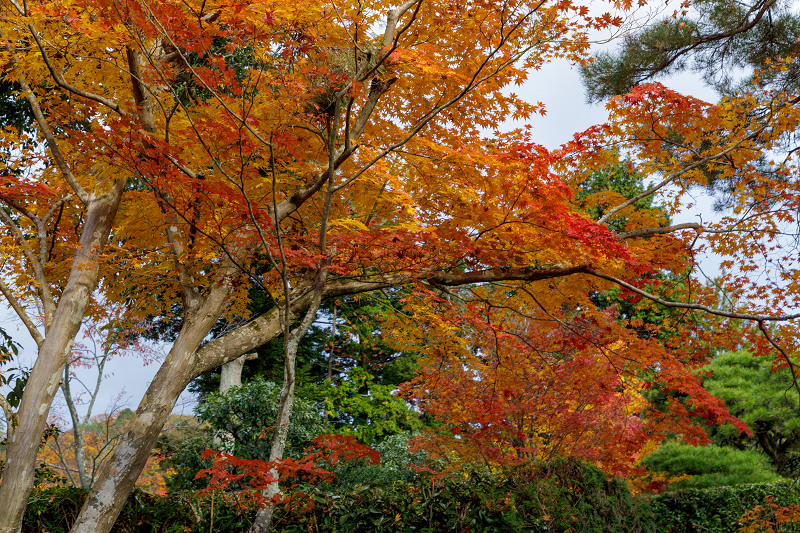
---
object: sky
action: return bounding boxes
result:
[0,8,725,430]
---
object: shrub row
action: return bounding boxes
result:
[646,479,800,532]
[22,468,800,532]
[23,458,651,532]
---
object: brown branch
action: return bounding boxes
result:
[28,25,125,116]
[616,222,701,239]
[588,270,800,321]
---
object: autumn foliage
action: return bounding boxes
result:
[1,0,800,530]
[195,434,380,506]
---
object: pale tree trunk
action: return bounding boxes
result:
[213,353,257,452]
[0,189,126,533]
[219,353,256,394]
[70,283,235,533]
[61,368,91,489]
[60,344,109,489]
[250,279,327,533]
[68,289,316,533]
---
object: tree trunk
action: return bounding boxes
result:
[61,370,91,489]
[70,284,235,533]
[213,353,256,452]
[68,290,322,531]
[219,353,256,393]
[250,284,326,533]
[0,190,125,533]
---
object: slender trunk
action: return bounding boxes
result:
[61,365,91,489]
[69,294,310,532]
[326,305,337,380]
[0,189,125,533]
[250,283,326,533]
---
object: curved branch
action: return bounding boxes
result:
[587,270,800,321]
[16,78,90,205]
[0,202,55,318]
[28,25,125,116]
[597,125,766,226]
[757,321,800,413]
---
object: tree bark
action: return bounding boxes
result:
[61,369,91,489]
[250,277,327,533]
[219,353,256,394]
[0,188,126,533]
[70,282,235,533]
[213,353,256,452]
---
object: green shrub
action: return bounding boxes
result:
[23,458,654,532]
[642,442,780,489]
[272,457,654,532]
[646,479,800,533]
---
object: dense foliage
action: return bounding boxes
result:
[23,459,657,533]
[3,0,800,530]
[701,350,800,476]
[642,442,781,489]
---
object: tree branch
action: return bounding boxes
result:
[597,126,766,226]
[28,25,125,116]
[0,393,17,442]
[616,222,701,239]
[0,277,44,347]
[588,270,800,321]
[16,78,90,205]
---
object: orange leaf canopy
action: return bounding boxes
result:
[2,0,798,482]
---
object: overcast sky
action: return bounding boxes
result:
[1,18,725,429]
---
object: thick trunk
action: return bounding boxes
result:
[219,353,255,393]
[213,353,256,452]
[0,190,124,533]
[68,288,327,531]
[70,284,234,533]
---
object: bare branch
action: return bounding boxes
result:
[0,277,44,347]
[588,270,800,321]
[616,222,701,239]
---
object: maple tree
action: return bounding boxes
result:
[1,0,800,532]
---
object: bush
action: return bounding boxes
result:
[22,486,255,533]
[642,442,780,489]
[646,479,800,533]
[271,457,654,532]
[24,458,654,532]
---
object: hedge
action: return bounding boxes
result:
[646,479,800,533]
